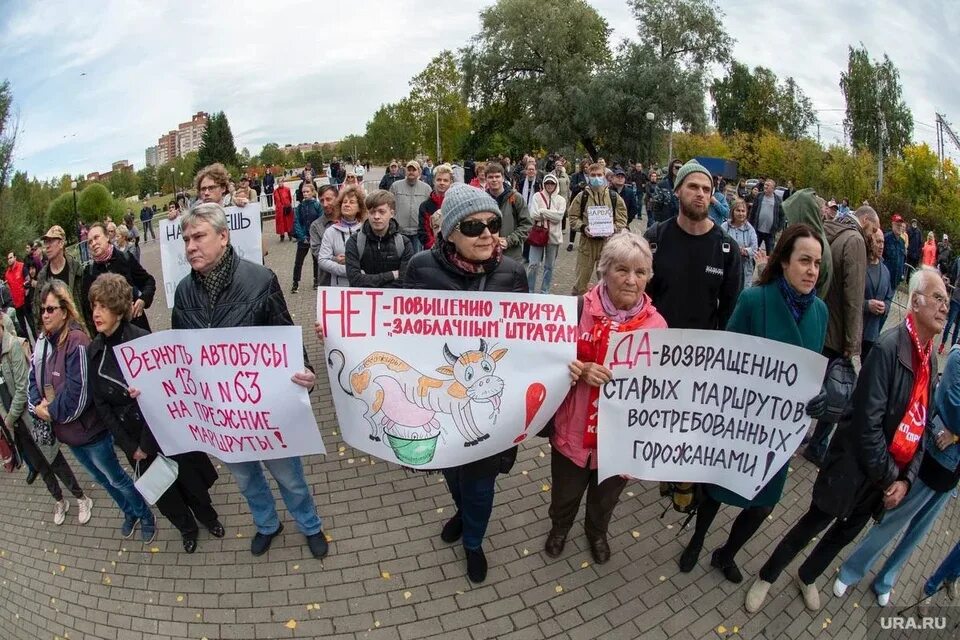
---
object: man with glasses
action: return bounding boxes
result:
[804,205,881,466]
[33,225,86,330]
[747,267,945,614]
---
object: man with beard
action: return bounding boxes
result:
[644,160,743,330]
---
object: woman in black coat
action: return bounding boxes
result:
[403,183,527,584]
[88,273,222,553]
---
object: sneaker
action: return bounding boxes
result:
[876,591,890,606]
[290,283,299,294]
[797,575,821,611]
[466,547,488,583]
[745,578,771,613]
[251,523,283,556]
[53,499,68,526]
[566,243,574,252]
[141,518,157,544]
[833,576,849,597]
[121,515,140,539]
[948,579,959,600]
[306,531,329,559]
[77,497,93,525]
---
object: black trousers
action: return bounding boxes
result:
[143,220,155,241]
[124,450,218,539]
[14,421,83,502]
[756,231,773,252]
[292,243,317,286]
[759,499,875,585]
[690,493,773,564]
[549,448,627,537]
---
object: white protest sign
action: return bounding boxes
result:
[597,329,827,500]
[115,326,325,463]
[318,288,577,469]
[159,202,263,308]
[586,205,614,237]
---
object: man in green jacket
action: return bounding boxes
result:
[33,226,87,330]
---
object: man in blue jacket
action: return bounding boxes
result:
[291,182,322,293]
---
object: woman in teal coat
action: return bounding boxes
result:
[678,223,828,583]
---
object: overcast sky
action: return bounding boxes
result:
[1,0,958,180]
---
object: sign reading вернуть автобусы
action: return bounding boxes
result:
[597,329,828,500]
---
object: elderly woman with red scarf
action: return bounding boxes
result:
[544,232,667,564]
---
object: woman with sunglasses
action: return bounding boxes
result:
[29,279,156,542]
[403,183,528,584]
[89,274,223,553]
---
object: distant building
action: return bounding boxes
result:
[112,160,132,172]
[86,172,101,182]
[177,111,209,156]
[145,146,158,168]
[157,130,177,166]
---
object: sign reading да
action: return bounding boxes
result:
[116,326,325,463]
[597,329,827,500]
[159,202,263,308]
[318,288,577,469]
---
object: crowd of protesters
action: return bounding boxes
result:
[2,154,960,621]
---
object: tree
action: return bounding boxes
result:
[195,111,238,171]
[840,45,913,158]
[711,63,815,140]
[461,0,610,158]
[406,52,471,161]
[137,165,158,198]
[46,192,79,241]
[259,143,284,167]
[107,168,138,198]
[0,80,16,201]
[777,77,816,140]
[77,183,115,224]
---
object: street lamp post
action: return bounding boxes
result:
[435,100,442,163]
[645,112,656,166]
[170,167,176,201]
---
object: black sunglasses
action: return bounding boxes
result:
[41,304,63,315]
[457,218,502,237]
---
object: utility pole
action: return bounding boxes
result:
[435,99,442,163]
[666,113,674,162]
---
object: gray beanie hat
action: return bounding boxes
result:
[440,183,502,239]
[673,159,712,192]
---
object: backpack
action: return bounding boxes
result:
[355,231,406,262]
[577,187,620,219]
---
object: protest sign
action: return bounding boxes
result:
[586,205,614,237]
[115,326,325,463]
[597,329,827,500]
[158,202,263,308]
[318,288,577,468]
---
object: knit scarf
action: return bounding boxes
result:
[441,238,503,275]
[579,297,650,448]
[777,275,816,322]
[430,191,444,208]
[93,243,114,264]
[598,282,646,323]
[889,314,931,468]
[196,245,236,303]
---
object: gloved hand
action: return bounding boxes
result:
[805,390,827,418]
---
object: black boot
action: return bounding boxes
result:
[710,549,743,584]
[466,547,487,583]
[440,513,463,543]
[678,536,703,573]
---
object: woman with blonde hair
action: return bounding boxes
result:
[29,279,155,541]
[318,185,367,287]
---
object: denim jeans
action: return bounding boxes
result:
[527,244,559,294]
[403,234,422,255]
[226,457,321,536]
[926,540,960,596]
[941,301,960,347]
[70,433,153,523]
[442,467,497,551]
[838,479,952,595]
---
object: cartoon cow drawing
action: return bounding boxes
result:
[328,340,507,447]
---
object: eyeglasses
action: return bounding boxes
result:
[198,184,221,193]
[920,292,949,308]
[41,305,63,315]
[457,218,502,237]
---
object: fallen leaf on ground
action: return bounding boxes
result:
[403,591,412,600]
[285,619,297,630]
[555,585,563,593]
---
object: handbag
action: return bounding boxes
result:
[528,222,549,247]
[134,454,179,505]
[821,357,857,423]
[0,428,14,473]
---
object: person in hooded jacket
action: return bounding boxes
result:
[80,222,156,335]
[345,190,414,288]
[526,174,566,294]
[783,189,833,298]
[402,183,527,584]
[318,186,366,287]
[418,164,454,250]
[88,274,222,553]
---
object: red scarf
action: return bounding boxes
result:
[889,314,931,468]
[579,307,649,448]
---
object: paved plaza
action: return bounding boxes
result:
[0,190,958,640]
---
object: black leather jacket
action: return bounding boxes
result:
[404,242,528,478]
[813,322,934,518]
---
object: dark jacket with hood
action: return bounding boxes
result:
[907,224,923,262]
[403,240,527,478]
[345,219,414,289]
[491,187,532,261]
[783,188,833,298]
[812,322,932,518]
[294,197,323,245]
[80,247,155,334]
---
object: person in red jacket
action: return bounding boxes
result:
[417,163,453,250]
[274,179,294,241]
[4,252,32,343]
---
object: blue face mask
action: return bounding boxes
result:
[589,177,605,188]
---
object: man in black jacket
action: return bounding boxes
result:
[907,219,923,268]
[345,190,414,288]
[746,267,947,614]
[81,222,156,334]
[171,202,329,559]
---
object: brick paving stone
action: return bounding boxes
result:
[1,181,959,639]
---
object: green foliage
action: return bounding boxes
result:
[710,62,815,140]
[77,183,115,224]
[405,51,471,161]
[107,168,138,198]
[46,192,79,241]
[137,165,158,198]
[195,111,237,172]
[0,193,41,257]
[0,79,15,200]
[284,147,304,167]
[259,143,285,167]
[303,149,326,171]
[158,152,198,194]
[840,45,913,157]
